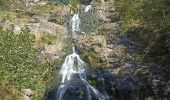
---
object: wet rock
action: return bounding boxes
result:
[66,84,83,96]
[149,72,170,97]
[114,76,153,100]
[115,77,134,91]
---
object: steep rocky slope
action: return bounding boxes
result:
[0,0,169,100]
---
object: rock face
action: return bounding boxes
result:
[48,5,70,25]
[95,1,116,23]
[26,21,68,38]
[75,34,109,68]
[0,19,68,38]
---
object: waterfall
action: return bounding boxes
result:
[56,47,107,100]
[56,3,107,100]
[72,47,76,54]
[85,5,92,12]
[70,14,81,35]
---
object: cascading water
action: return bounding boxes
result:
[56,47,107,100]
[70,14,81,36]
[85,5,92,12]
[56,2,107,100]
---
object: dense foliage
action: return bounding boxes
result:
[0,27,45,99]
[0,0,13,7]
[114,0,170,72]
[0,0,5,5]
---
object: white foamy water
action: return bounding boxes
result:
[85,5,92,12]
[56,47,107,100]
[57,10,106,100]
[70,14,81,34]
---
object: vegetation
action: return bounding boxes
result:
[81,12,99,33]
[0,0,9,7]
[70,0,80,13]
[0,1,60,24]
[114,0,170,72]
[38,35,58,45]
[0,27,47,99]
[80,46,102,68]
[0,1,68,99]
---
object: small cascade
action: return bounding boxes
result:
[72,47,76,54]
[56,47,107,100]
[70,14,81,35]
[85,5,92,12]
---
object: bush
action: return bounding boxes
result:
[0,0,5,6]
[0,27,45,99]
[0,0,11,8]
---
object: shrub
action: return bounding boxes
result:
[0,27,45,99]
